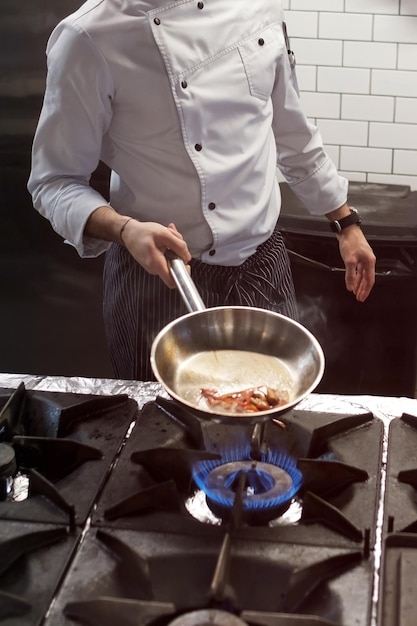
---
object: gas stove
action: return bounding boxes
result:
[0,376,416,626]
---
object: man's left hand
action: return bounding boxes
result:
[337,225,376,302]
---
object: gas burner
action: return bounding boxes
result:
[193,447,302,525]
[0,383,137,527]
[168,610,248,625]
[0,442,16,499]
[205,460,294,522]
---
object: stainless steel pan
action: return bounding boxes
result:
[150,254,325,423]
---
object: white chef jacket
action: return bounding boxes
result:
[28,0,348,265]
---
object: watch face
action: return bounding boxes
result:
[330,220,341,233]
[329,209,361,233]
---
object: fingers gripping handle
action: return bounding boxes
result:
[165,250,206,313]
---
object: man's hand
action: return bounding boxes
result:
[337,225,376,302]
[325,203,376,302]
[84,206,191,288]
[120,220,192,288]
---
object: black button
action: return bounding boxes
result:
[197,1,204,8]
[195,143,202,151]
[208,202,216,210]
[258,38,265,46]
[154,18,161,25]
[209,249,216,256]
[181,80,188,88]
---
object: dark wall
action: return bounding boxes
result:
[0,1,114,378]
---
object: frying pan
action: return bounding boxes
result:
[150,254,325,424]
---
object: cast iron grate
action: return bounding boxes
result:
[0,383,137,526]
[92,397,382,549]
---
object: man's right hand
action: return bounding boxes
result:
[84,206,191,288]
[120,219,192,288]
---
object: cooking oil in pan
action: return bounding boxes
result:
[174,349,294,411]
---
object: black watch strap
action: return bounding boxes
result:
[329,207,362,233]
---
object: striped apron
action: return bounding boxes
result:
[103,226,298,381]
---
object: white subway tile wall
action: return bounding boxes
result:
[401,0,417,16]
[282,0,417,190]
[396,97,417,123]
[398,44,417,70]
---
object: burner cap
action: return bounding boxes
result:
[0,443,16,477]
[168,609,248,626]
[204,460,295,524]
[0,443,17,500]
[206,460,293,506]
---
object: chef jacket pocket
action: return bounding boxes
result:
[238,26,281,101]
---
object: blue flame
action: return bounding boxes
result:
[193,444,303,510]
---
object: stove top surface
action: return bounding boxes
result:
[1,377,417,626]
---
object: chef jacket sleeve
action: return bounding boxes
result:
[27,21,114,257]
[271,39,348,216]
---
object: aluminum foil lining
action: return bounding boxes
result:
[0,372,415,424]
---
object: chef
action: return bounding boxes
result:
[28,0,376,380]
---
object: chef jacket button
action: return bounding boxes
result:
[208,202,216,210]
[195,143,202,151]
[181,80,188,88]
[197,1,204,8]
[209,249,216,256]
[258,38,265,46]
[154,18,161,25]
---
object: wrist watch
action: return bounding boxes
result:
[329,207,362,234]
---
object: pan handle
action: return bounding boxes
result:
[165,250,206,313]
